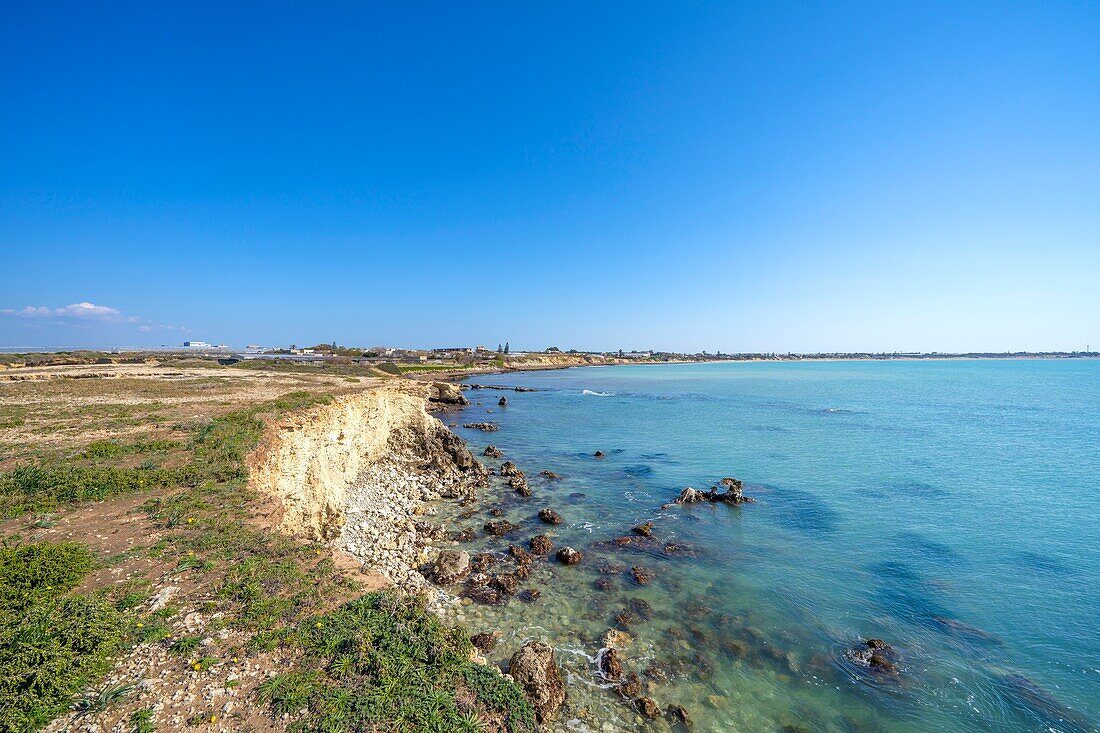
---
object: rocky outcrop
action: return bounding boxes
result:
[530,535,553,555]
[666,478,752,507]
[431,549,471,585]
[845,638,900,674]
[538,508,562,525]
[429,381,469,407]
[509,641,566,724]
[556,547,582,565]
[483,445,503,458]
[463,422,500,432]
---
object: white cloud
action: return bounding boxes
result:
[1,302,185,332]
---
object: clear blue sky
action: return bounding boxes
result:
[2,2,1098,352]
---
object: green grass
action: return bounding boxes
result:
[257,592,536,733]
[0,388,537,732]
[0,541,127,732]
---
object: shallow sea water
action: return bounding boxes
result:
[436,361,1099,732]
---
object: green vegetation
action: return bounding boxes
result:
[0,541,127,732]
[258,592,536,733]
[0,386,535,732]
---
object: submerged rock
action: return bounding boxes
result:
[529,535,554,555]
[666,704,692,727]
[518,588,541,603]
[471,552,495,573]
[538,508,563,525]
[630,566,653,585]
[593,450,605,458]
[492,573,518,595]
[619,671,642,697]
[540,469,559,479]
[485,519,515,536]
[430,549,471,585]
[556,547,583,565]
[604,629,632,648]
[845,638,900,674]
[498,396,508,406]
[509,641,566,723]
[483,445,503,458]
[508,544,534,564]
[632,521,654,537]
[635,697,661,719]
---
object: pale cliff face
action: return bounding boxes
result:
[248,383,447,540]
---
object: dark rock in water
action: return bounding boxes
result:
[470,632,496,653]
[530,535,554,555]
[556,547,583,565]
[485,519,515,536]
[711,477,753,504]
[519,588,541,603]
[568,492,587,502]
[619,672,642,697]
[629,597,653,619]
[631,566,653,585]
[498,396,508,406]
[500,461,521,477]
[845,638,900,674]
[685,600,710,619]
[632,521,654,537]
[451,527,477,542]
[596,561,627,575]
[666,704,691,727]
[613,535,635,546]
[492,573,518,595]
[429,382,469,407]
[635,697,661,719]
[538,508,563,525]
[662,542,696,557]
[509,544,534,564]
[599,648,624,681]
[615,610,638,629]
[511,475,532,496]
[540,469,560,479]
[471,553,496,573]
[720,638,748,658]
[464,422,500,432]
[484,445,503,458]
[594,578,614,592]
[430,549,470,585]
[515,564,530,579]
[458,508,478,520]
[509,641,566,724]
[467,572,491,587]
[996,672,1097,733]
[465,584,505,606]
[594,450,605,458]
[489,507,505,517]
[644,664,669,683]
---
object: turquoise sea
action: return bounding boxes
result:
[445,360,1099,732]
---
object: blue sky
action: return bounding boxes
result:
[2,2,1098,352]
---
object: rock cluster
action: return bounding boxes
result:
[483,445,503,458]
[429,381,469,407]
[463,422,500,432]
[667,477,753,507]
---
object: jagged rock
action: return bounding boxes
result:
[635,697,661,719]
[489,507,505,517]
[593,450,605,458]
[467,572,491,587]
[538,508,563,525]
[530,535,553,555]
[845,638,900,674]
[465,585,505,606]
[471,552,496,573]
[430,382,469,406]
[508,544,534,564]
[709,477,753,504]
[556,547,582,565]
[485,519,515,536]
[540,469,559,479]
[464,422,500,432]
[631,566,652,585]
[492,574,518,595]
[509,641,566,723]
[598,647,624,681]
[632,521,654,537]
[594,578,614,591]
[619,672,642,697]
[483,445,503,458]
[666,704,692,727]
[451,527,477,542]
[431,549,470,585]
[498,396,508,406]
[511,475,531,496]
[676,487,708,503]
[471,632,496,653]
[500,461,521,477]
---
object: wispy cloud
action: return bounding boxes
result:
[1,302,187,332]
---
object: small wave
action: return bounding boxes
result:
[582,389,615,396]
